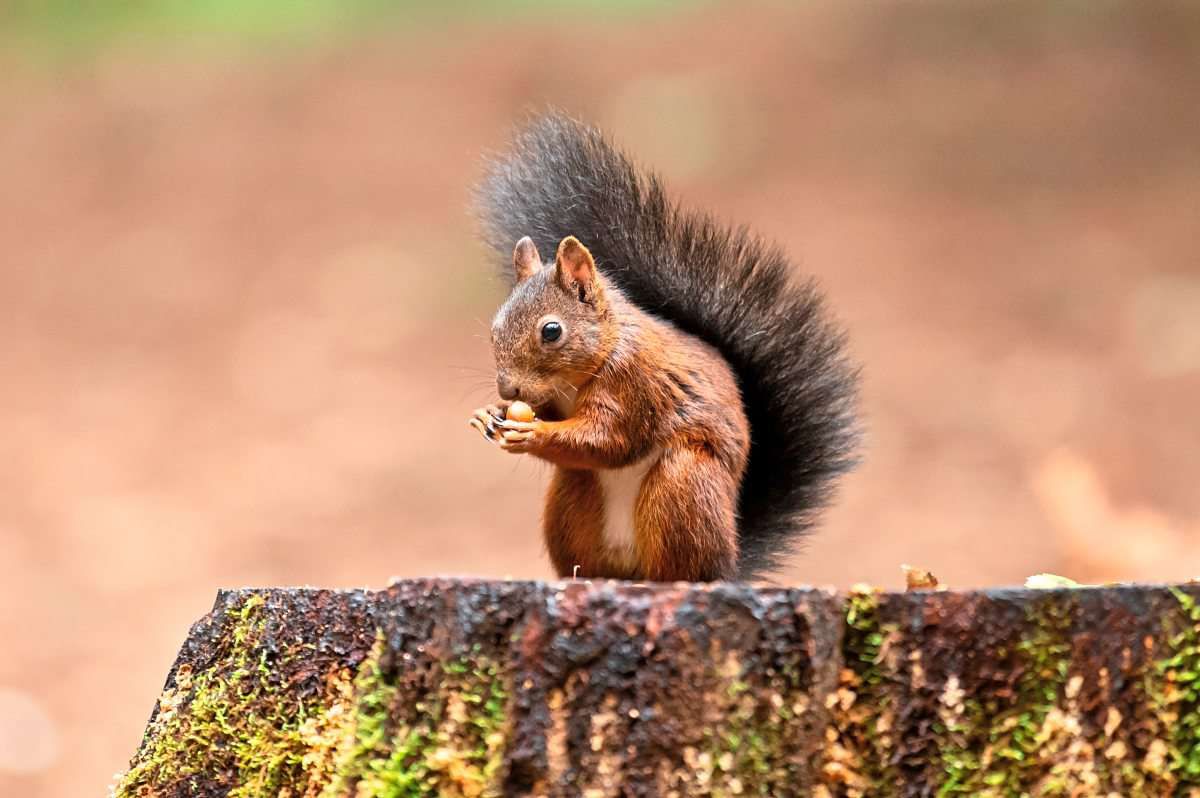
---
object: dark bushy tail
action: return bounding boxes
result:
[475,111,860,579]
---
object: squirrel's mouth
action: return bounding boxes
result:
[512,379,576,421]
[519,390,571,422]
[531,401,564,422]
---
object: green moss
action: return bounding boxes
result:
[318,636,411,796]
[705,694,782,796]
[932,598,1074,796]
[115,593,347,797]
[1007,602,1072,767]
[818,587,899,796]
[1149,587,1200,790]
[114,586,1200,796]
[679,640,814,796]
[930,590,1200,797]
[328,644,510,798]
[934,694,985,797]
[114,597,510,798]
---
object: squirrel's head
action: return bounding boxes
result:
[490,235,611,417]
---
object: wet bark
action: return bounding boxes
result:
[115,579,1200,797]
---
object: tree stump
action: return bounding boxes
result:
[113,578,1200,797]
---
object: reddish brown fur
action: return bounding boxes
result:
[473,236,749,582]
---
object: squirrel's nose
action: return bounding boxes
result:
[497,376,520,400]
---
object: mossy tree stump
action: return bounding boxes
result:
[114,578,1200,797]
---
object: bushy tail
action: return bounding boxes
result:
[475,111,859,579]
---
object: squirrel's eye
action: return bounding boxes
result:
[540,321,563,344]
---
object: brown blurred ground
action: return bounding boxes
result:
[1,2,1199,795]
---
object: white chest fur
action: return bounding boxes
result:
[595,449,662,568]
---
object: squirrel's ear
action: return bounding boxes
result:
[555,236,599,302]
[512,236,543,282]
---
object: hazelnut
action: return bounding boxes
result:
[506,401,535,423]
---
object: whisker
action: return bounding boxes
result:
[452,381,494,390]
[446,369,494,381]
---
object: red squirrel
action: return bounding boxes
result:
[469,113,859,582]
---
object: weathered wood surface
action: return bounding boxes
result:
[114,578,1200,797]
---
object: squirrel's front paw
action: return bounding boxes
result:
[497,419,540,454]
[468,402,511,442]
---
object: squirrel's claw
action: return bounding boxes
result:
[468,417,492,441]
[469,407,504,442]
[484,402,512,424]
[470,403,533,448]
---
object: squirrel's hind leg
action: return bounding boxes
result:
[634,446,739,582]
[542,468,627,580]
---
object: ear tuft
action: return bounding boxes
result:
[513,236,543,282]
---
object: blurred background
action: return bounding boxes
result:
[2,1,1199,794]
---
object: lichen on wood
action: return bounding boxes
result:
[114,579,1200,797]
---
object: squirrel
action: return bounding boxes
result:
[468,112,859,582]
